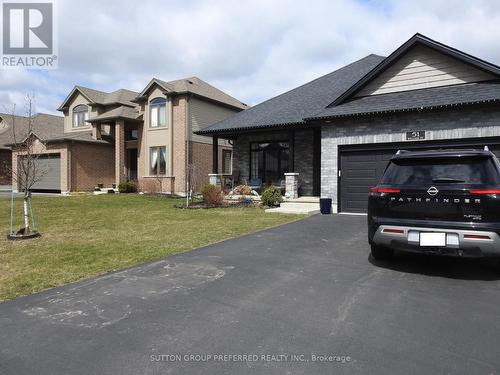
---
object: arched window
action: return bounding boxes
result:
[72,104,89,128]
[150,97,167,128]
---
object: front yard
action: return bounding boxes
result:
[0,194,303,301]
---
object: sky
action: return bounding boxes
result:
[2,0,500,115]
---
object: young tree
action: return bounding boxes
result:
[6,95,48,237]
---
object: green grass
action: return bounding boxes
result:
[0,194,303,301]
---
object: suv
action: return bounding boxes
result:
[368,148,500,263]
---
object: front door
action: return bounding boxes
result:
[127,149,138,181]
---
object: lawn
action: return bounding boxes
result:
[0,194,303,301]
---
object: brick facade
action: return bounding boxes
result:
[115,120,126,187]
[321,104,500,201]
[172,96,188,193]
[190,141,232,191]
[71,143,115,191]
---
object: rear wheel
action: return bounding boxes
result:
[371,244,394,260]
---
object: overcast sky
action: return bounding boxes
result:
[2,0,500,115]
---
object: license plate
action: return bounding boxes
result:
[420,232,446,247]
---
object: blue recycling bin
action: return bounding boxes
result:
[320,198,332,215]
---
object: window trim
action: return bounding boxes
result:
[149,97,167,128]
[72,104,89,128]
[249,140,290,182]
[149,146,167,176]
[222,149,232,175]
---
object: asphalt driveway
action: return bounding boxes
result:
[1,214,500,374]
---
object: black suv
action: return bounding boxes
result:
[368,148,500,263]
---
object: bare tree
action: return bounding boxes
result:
[185,163,196,207]
[6,94,48,237]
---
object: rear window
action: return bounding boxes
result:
[381,157,500,186]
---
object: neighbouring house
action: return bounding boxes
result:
[0,113,65,189]
[9,77,247,194]
[197,33,500,213]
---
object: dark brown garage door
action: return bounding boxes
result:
[339,140,500,213]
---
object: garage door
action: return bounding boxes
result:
[19,154,61,192]
[339,141,500,213]
[340,149,395,213]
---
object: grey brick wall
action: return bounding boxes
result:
[294,129,314,195]
[321,104,500,201]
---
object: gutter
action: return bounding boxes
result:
[305,97,500,121]
[194,121,307,136]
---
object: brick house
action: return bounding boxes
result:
[197,33,500,213]
[8,76,247,194]
[0,113,65,189]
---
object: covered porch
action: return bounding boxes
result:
[88,113,142,188]
[209,127,321,198]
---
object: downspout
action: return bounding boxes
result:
[185,95,190,200]
[170,98,174,191]
[67,142,72,193]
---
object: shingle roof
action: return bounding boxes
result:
[0,113,64,146]
[0,112,109,146]
[58,87,139,110]
[196,54,385,134]
[309,82,500,120]
[139,77,248,110]
[87,105,142,122]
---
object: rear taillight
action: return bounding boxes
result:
[469,189,500,195]
[464,234,491,240]
[382,228,404,234]
[369,187,400,194]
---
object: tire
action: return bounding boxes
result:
[371,244,394,260]
[494,259,500,272]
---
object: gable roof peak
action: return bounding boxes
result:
[330,33,500,106]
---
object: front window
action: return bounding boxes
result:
[72,105,89,128]
[125,129,138,141]
[222,149,232,174]
[250,141,289,183]
[150,146,167,175]
[150,97,167,128]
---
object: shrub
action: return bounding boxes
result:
[118,181,138,193]
[201,184,224,206]
[260,185,283,207]
[233,184,253,195]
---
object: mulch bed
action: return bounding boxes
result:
[175,202,256,209]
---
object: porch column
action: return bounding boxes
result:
[91,123,101,140]
[285,173,299,199]
[115,120,126,187]
[212,135,219,174]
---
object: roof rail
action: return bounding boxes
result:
[484,145,490,151]
[395,149,409,155]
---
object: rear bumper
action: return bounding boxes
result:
[372,225,500,258]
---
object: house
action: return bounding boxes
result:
[0,113,65,189]
[9,77,247,194]
[197,33,500,213]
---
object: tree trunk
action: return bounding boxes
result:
[23,193,30,232]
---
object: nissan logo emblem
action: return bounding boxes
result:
[427,186,439,196]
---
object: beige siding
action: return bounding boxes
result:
[142,86,172,176]
[356,44,495,97]
[63,93,96,133]
[189,97,237,145]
